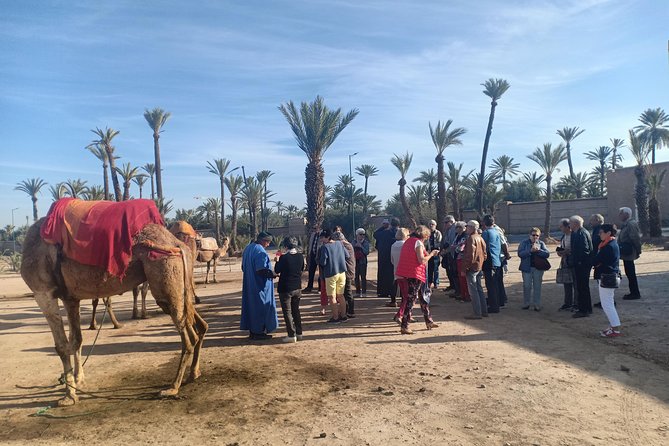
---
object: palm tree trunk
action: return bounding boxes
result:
[230,196,238,251]
[123,182,130,201]
[398,178,417,228]
[219,177,226,234]
[652,144,656,165]
[544,177,552,238]
[566,143,575,178]
[139,184,143,199]
[153,132,163,200]
[106,150,122,201]
[102,163,109,200]
[436,155,447,231]
[305,161,325,232]
[477,100,497,216]
[649,197,662,237]
[150,174,155,200]
[215,209,221,244]
[31,196,38,222]
[635,167,650,235]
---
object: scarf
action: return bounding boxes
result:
[598,236,615,251]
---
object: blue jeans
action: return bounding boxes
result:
[522,268,545,307]
[427,255,440,287]
[466,270,487,317]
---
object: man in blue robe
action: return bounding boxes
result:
[241,232,279,340]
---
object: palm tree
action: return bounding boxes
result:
[634,107,669,164]
[86,143,110,200]
[225,174,244,250]
[132,175,148,198]
[390,152,417,228]
[285,205,299,218]
[445,162,473,220]
[256,169,274,232]
[241,176,263,239]
[206,158,231,235]
[63,178,89,199]
[647,169,666,237]
[476,78,510,216]
[274,200,285,218]
[556,171,591,199]
[628,129,651,235]
[85,185,106,201]
[610,138,625,170]
[413,168,438,204]
[88,127,122,201]
[527,143,567,238]
[584,146,613,196]
[115,163,142,201]
[143,107,171,199]
[49,183,67,202]
[429,119,467,226]
[279,95,358,231]
[154,197,173,219]
[489,155,520,190]
[556,126,585,179]
[142,163,156,199]
[407,184,427,223]
[15,178,47,221]
[204,197,222,242]
[355,164,379,216]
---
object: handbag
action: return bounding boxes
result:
[422,282,431,305]
[600,272,621,289]
[555,267,573,284]
[531,254,551,271]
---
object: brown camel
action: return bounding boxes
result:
[21,219,208,406]
[196,236,230,284]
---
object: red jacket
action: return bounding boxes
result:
[396,236,427,283]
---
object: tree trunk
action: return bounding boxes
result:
[451,186,461,221]
[566,143,575,178]
[476,100,497,216]
[435,154,447,232]
[215,209,221,244]
[150,174,155,200]
[102,163,109,200]
[230,196,238,251]
[153,132,163,200]
[122,181,130,201]
[106,150,122,202]
[139,184,143,199]
[219,177,226,235]
[649,197,662,237]
[32,196,38,222]
[305,161,325,233]
[652,144,656,165]
[635,167,650,236]
[544,177,552,238]
[398,178,417,228]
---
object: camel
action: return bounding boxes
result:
[88,282,150,330]
[21,219,207,406]
[196,236,229,284]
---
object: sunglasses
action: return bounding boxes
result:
[531,234,540,237]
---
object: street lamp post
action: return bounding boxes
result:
[11,207,18,253]
[348,152,358,236]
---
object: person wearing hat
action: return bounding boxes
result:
[241,232,279,340]
[374,218,397,298]
[352,228,370,297]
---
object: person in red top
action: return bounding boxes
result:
[395,225,440,334]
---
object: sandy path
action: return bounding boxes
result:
[1,248,668,445]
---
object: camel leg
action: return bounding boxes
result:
[187,310,208,382]
[104,297,122,329]
[141,282,149,318]
[35,291,78,406]
[159,315,195,397]
[89,298,99,330]
[211,258,217,283]
[132,286,140,319]
[204,261,210,284]
[63,299,85,386]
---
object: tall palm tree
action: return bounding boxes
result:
[584,146,613,196]
[204,197,222,242]
[49,183,67,202]
[89,127,122,201]
[206,158,231,235]
[647,169,666,237]
[527,143,567,238]
[429,119,467,227]
[476,78,510,216]
[143,107,171,200]
[556,171,591,199]
[521,172,546,198]
[445,162,473,220]
[610,138,625,170]
[132,175,148,199]
[407,184,427,223]
[274,200,284,218]
[413,168,438,204]
[390,152,417,228]
[355,164,379,215]
[256,170,274,232]
[142,163,156,199]
[115,163,142,201]
[634,107,669,164]
[85,185,106,201]
[63,178,89,199]
[489,155,520,190]
[225,174,244,250]
[556,126,585,179]
[279,95,358,231]
[86,143,110,200]
[241,177,263,239]
[15,178,47,222]
[628,129,651,235]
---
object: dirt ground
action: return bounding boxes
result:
[1,246,668,446]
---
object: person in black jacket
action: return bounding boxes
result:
[569,215,593,318]
[274,236,305,343]
[593,224,622,337]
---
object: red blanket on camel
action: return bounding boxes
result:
[40,198,164,278]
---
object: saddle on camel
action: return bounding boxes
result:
[21,198,208,406]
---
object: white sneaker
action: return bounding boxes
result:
[296,334,303,341]
[282,336,297,343]
[362,293,367,298]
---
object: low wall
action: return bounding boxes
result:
[607,161,669,224]
[495,198,608,234]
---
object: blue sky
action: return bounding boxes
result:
[2,0,668,227]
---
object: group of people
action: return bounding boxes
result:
[239,206,642,342]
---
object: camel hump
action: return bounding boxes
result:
[168,221,196,238]
[199,237,218,251]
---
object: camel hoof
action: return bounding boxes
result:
[159,388,179,397]
[131,312,139,320]
[57,394,78,407]
[141,314,148,320]
[195,296,201,304]
[186,370,201,383]
[212,279,217,283]
[112,323,123,329]
[88,324,98,330]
